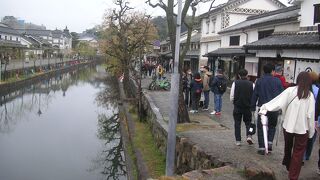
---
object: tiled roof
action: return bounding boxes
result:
[22,35,41,47]
[244,32,320,49]
[17,29,52,36]
[181,32,201,44]
[0,23,21,35]
[186,50,200,57]
[205,47,246,57]
[219,5,300,34]
[0,39,26,48]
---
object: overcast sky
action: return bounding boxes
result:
[0,0,290,33]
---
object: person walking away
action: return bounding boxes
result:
[303,72,319,163]
[202,66,212,111]
[273,66,288,89]
[259,71,315,180]
[230,69,255,146]
[251,63,283,155]
[210,69,227,116]
[190,72,203,113]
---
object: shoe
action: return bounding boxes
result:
[215,112,221,116]
[202,108,209,111]
[210,111,216,115]
[189,110,195,113]
[246,136,253,145]
[257,150,265,155]
[268,144,273,152]
[235,141,241,146]
[194,110,199,113]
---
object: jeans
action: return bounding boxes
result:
[304,131,317,160]
[257,111,278,149]
[214,93,222,112]
[203,91,210,109]
[233,107,252,141]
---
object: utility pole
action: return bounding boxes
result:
[166,0,182,176]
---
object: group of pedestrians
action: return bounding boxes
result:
[142,61,165,79]
[161,61,319,179]
[229,63,320,180]
[183,66,227,114]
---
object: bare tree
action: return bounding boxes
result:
[146,0,210,123]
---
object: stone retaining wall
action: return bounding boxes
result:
[128,79,227,174]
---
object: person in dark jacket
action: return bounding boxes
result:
[210,69,227,116]
[304,72,319,162]
[230,69,255,146]
[190,72,203,113]
[251,63,283,155]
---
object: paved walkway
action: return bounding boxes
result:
[141,73,319,180]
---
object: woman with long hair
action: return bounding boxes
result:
[259,71,315,180]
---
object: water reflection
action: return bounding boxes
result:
[0,65,127,180]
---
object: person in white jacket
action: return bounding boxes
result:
[259,71,315,180]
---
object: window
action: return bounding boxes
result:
[10,36,12,41]
[229,36,240,46]
[314,4,320,24]
[211,19,216,33]
[16,37,18,41]
[5,36,7,40]
[206,20,210,34]
[0,35,1,39]
[258,29,274,40]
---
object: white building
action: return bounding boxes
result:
[210,5,300,80]
[244,0,320,83]
[199,0,286,70]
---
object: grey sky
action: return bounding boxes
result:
[0,0,290,33]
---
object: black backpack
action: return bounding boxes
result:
[217,78,227,94]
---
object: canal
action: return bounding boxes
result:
[0,65,127,180]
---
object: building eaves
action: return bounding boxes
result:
[243,32,320,49]
[0,39,26,48]
[181,32,201,44]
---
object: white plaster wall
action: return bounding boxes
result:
[274,23,300,32]
[220,33,246,47]
[247,30,258,43]
[300,0,319,27]
[208,41,221,53]
[229,14,249,27]
[202,14,222,37]
[239,0,281,11]
[20,38,31,47]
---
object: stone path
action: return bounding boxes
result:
[141,74,319,180]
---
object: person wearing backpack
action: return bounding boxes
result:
[230,69,255,146]
[190,72,203,113]
[202,66,212,111]
[210,69,227,116]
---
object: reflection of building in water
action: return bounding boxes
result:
[0,66,98,132]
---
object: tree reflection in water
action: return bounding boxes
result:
[89,75,127,180]
[89,113,126,180]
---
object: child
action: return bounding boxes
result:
[189,72,203,113]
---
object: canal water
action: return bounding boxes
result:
[0,65,127,180]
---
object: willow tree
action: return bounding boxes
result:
[100,0,158,92]
[146,0,211,123]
